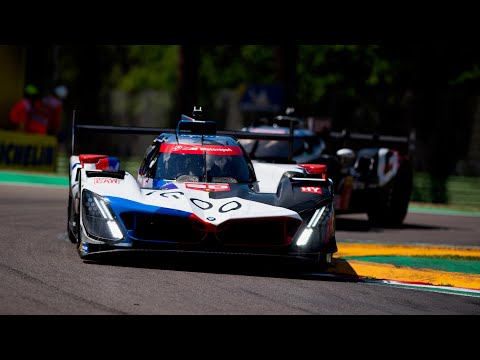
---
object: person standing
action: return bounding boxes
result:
[42,85,68,137]
[9,84,40,132]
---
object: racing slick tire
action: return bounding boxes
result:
[67,194,77,243]
[67,167,78,244]
[367,160,413,227]
[306,236,337,272]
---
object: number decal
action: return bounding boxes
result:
[189,199,242,213]
[190,198,214,210]
[219,201,242,213]
[146,191,185,199]
[149,191,243,213]
[160,191,184,199]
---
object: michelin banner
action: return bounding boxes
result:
[0,130,57,172]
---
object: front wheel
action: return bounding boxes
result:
[67,194,77,243]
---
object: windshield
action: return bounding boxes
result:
[154,145,254,183]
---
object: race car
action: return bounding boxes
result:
[67,112,337,269]
[240,112,413,227]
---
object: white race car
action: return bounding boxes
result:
[67,113,337,269]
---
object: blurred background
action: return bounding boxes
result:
[1,44,479,209]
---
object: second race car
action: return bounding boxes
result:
[240,111,414,227]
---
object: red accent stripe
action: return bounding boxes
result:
[160,143,243,156]
[95,158,110,170]
[79,154,108,164]
[298,164,327,175]
[79,154,109,169]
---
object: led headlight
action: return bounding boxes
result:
[82,189,124,241]
[296,206,327,246]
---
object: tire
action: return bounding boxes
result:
[368,161,413,227]
[67,193,77,243]
[76,176,89,259]
[67,165,78,243]
[309,236,337,272]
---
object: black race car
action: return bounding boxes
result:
[240,113,414,227]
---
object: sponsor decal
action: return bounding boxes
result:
[160,143,242,156]
[94,178,121,185]
[81,242,89,254]
[207,217,216,221]
[185,183,231,192]
[300,186,322,194]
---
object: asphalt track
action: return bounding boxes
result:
[0,182,479,314]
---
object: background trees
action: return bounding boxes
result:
[13,44,480,202]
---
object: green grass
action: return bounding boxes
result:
[411,172,480,210]
[343,256,480,275]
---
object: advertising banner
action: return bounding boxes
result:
[0,130,58,172]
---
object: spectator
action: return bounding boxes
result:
[9,84,40,132]
[42,85,68,137]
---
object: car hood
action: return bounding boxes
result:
[84,174,301,226]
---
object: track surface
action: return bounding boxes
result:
[0,184,479,314]
[336,212,479,247]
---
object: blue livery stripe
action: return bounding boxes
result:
[105,196,192,218]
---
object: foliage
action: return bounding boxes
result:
[111,45,179,92]
[199,45,275,90]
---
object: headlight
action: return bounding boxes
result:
[82,189,124,241]
[296,205,327,246]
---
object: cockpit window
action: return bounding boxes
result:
[154,144,255,183]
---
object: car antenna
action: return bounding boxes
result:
[193,106,202,119]
[193,106,207,181]
[193,106,204,143]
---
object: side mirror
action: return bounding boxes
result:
[336,148,356,167]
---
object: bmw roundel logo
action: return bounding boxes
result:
[207,217,216,221]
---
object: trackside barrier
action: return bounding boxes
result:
[0,130,58,172]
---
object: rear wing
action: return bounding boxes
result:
[71,113,298,161]
[71,111,415,161]
[328,129,416,156]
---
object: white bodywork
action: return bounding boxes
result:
[253,162,304,193]
[377,148,400,187]
[70,156,306,245]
